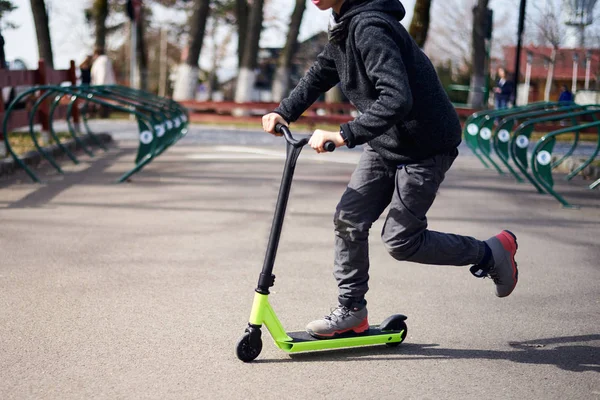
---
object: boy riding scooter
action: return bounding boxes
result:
[262,0,519,339]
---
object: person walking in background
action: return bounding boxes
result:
[90,48,116,86]
[558,85,574,103]
[79,55,93,86]
[493,67,514,109]
[90,48,116,118]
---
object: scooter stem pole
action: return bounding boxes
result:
[256,141,304,294]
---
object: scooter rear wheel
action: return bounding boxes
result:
[236,333,263,362]
[382,319,408,348]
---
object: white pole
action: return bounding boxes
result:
[159,28,167,97]
[572,59,578,93]
[585,56,591,90]
[544,50,556,102]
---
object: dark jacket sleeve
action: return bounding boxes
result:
[274,44,340,123]
[341,18,413,146]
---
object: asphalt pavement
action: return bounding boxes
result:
[1,121,599,399]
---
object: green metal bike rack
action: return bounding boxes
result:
[531,121,600,208]
[48,93,82,165]
[30,89,96,162]
[65,94,107,152]
[3,85,159,183]
[492,105,595,182]
[510,112,600,195]
[101,85,189,150]
[3,83,188,183]
[87,85,189,158]
[463,102,560,170]
[62,85,188,182]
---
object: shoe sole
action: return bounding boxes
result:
[496,230,518,297]
[307,318,370,340]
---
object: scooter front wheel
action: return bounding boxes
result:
[236,332,263,362]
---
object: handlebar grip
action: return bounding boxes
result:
[275,123,286,134]
[324,141,336,152]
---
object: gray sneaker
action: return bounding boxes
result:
[470,230,519,297]
[306,305,369,339]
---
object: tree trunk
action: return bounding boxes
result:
[408,0,433,48]
[173,0,210,101]
[137,6,148,91]
[235,0,264,104]
[93,0,108,52]
[544,48,556,101]
[235,0,249,67]
[468,0,489,108]
[272,0,306,102]
[30,0,54,68]
[0,32,6,69]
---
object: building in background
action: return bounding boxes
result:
[501,45,600,104]
[221,32,329,102]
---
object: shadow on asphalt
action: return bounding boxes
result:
[0,147,132,206]
[253,334,600,373]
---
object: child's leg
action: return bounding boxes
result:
[381,149,485,266]
[333,146,396,307]
[381,149,518,297]
[305,146,395,338]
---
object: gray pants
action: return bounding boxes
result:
[334,146,485,305]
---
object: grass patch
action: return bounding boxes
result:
[531,132,599,142]
[108,112,131,120]
[3,131,73,158]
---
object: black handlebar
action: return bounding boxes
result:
[275,123,336,152]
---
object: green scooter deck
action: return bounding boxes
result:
[275,327,406,353]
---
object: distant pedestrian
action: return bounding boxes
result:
[558,85,574,103]
[91,48,116,86]
[79,55,93,86]
[493,68,514,109]
[91,48,116,118]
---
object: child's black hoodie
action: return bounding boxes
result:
[275,0,462,164]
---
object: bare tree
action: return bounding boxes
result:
[468,0,491,108]
[91,0,108,52]
[235,0,249,66]
[234,0,264,103]
[204,10,235,100]
[425,0,473,69]
[529,0,565,101]
[0,0,17,69]
[272,0,306,101]
[173,0,211,101]
[136,4,149,90]
[408,0,433,48]
[30,0,54,68]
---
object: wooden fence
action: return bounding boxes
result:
[0,59,79,143]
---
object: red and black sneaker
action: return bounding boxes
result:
[470,230,519,298]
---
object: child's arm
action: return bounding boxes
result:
[274,45,340,124]
[340,18,414,148]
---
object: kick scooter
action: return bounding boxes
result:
[236,124,408,362]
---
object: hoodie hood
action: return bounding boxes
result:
[329,0,406,43]
[337,0,406,21]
